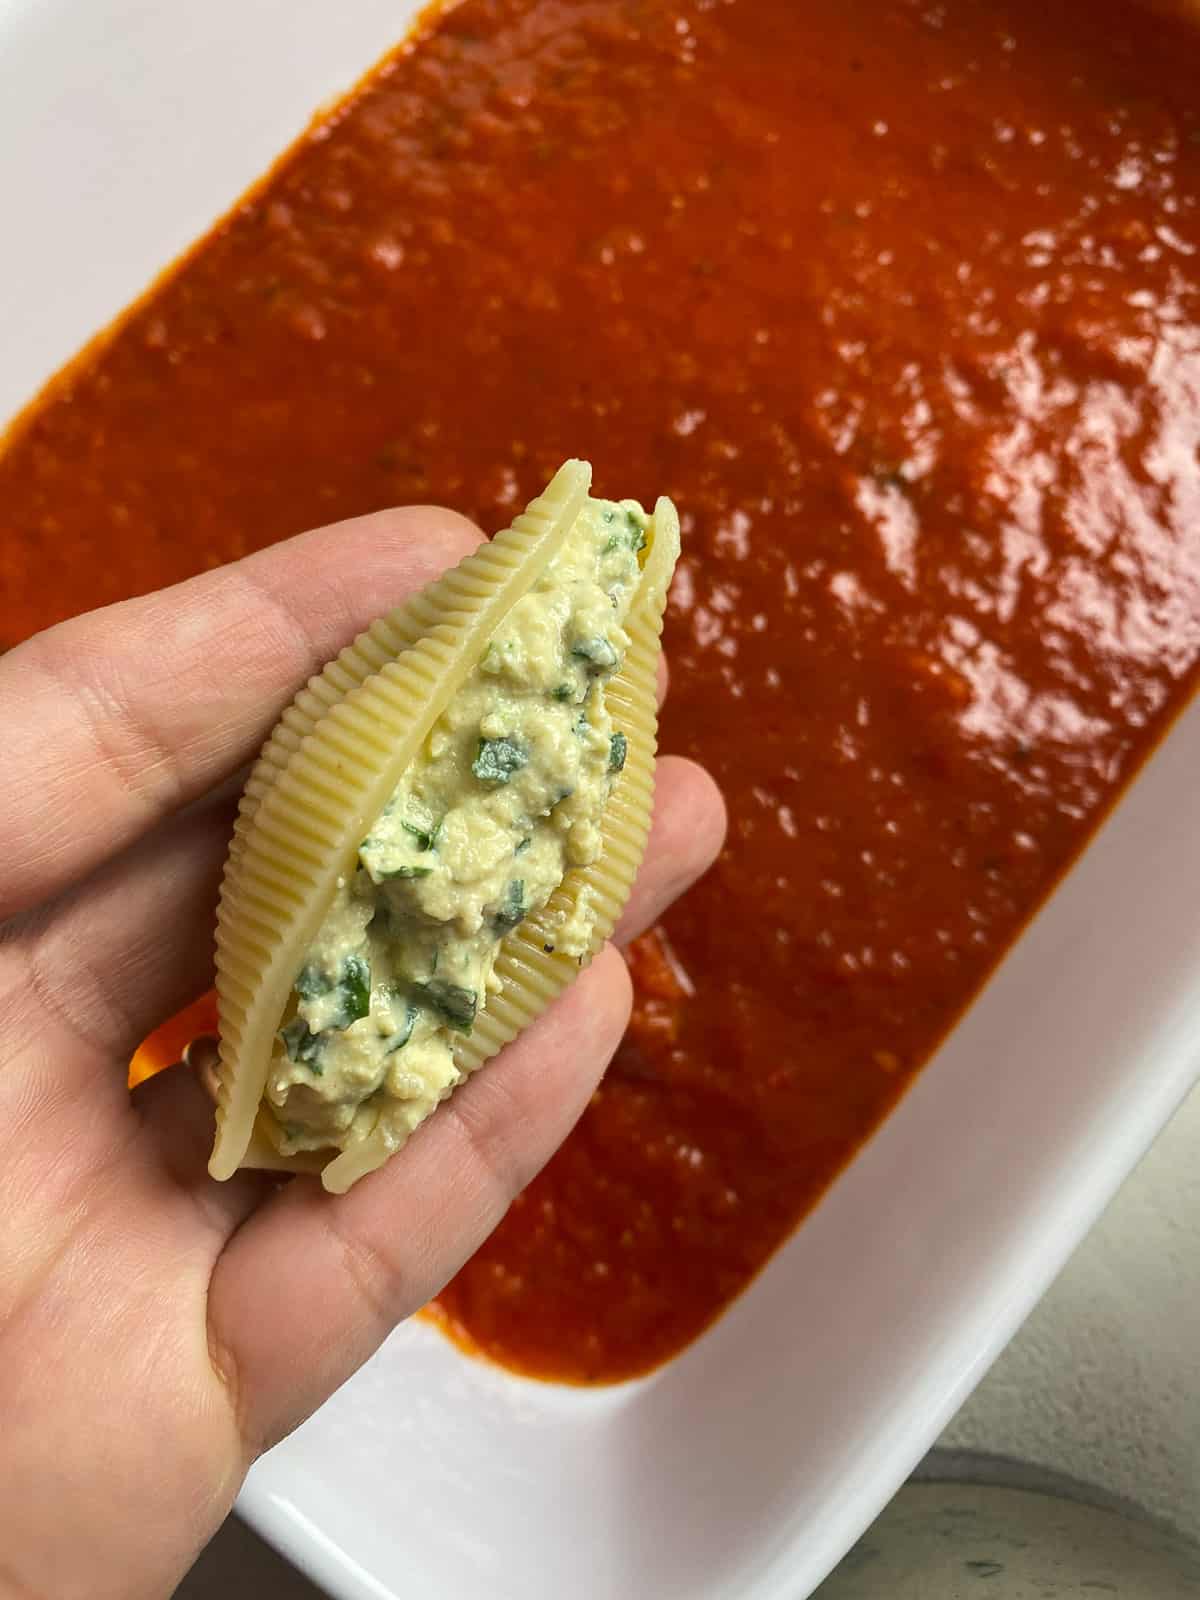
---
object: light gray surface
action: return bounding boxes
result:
[938,1081,1200,1536]
[820,1479,1200,1598]
[177,1084,1200,1598]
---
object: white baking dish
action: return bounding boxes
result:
[4,3,1199,1595]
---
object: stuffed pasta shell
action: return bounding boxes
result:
[209,460,679,1192]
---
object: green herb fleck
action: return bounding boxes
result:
[493,879,527,933]
[294,963,332,1001]
[571,636,618,676]
[384,1003,418,1054]
[401,814,440,851]
[515,836,532,855]
[603,509,647,556]
[473,735,528,785]
[416,978,477,1033]
[329,954,372,1028]
[291,954,372,1029]
[482,638,516,672]
[279,1018,325,1074]
[608,731,628,773]
[574,709,590,738]
[551,683,575,702]
[360,837,436,882]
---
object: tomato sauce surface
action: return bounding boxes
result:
[3,0,1200,1382]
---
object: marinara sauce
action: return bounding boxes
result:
[3,0,1199,1382]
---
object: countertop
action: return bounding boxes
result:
[177,1081,1200,1597]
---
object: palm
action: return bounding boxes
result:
[0,505,723,1600]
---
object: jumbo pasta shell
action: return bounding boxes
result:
[210,461,679,1193]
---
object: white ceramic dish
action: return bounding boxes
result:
[4,3,1200,1596]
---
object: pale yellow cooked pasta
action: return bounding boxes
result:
[209,461,680,1192]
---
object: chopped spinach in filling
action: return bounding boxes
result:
[264,495,649,1158]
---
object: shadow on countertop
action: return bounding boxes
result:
[176,1517,327,1598]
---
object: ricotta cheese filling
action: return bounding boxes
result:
[263,496,649,1157]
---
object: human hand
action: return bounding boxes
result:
[0,507,725,1600]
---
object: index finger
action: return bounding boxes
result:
[0,506,482,921]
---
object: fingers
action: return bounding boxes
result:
[8,795,236,1076]
[613,756,726,945]
[0,505,483,922]
[132,1058,269,1241]
[208,945,632,1450]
